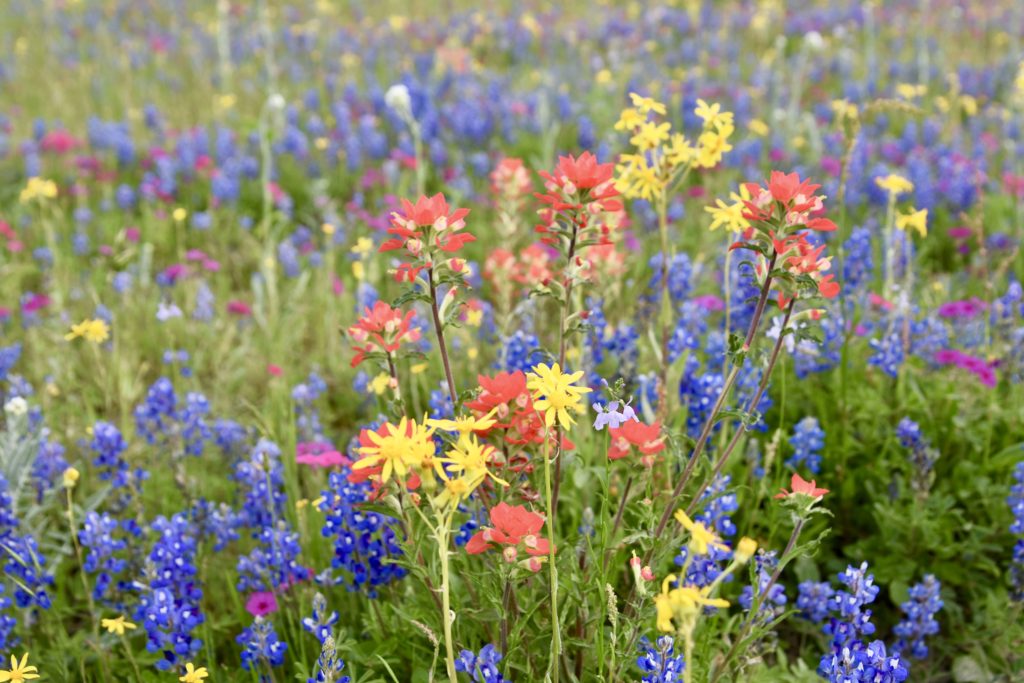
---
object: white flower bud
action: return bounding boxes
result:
[385,84,413,121]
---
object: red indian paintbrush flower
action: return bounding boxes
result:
[775,472,829,500]
[380,193,474,283]
[608,420,666,465]
[347,301,422,367]
[535,152,623,244]
[466,501,552,572]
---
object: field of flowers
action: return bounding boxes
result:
[1,0,1023,681]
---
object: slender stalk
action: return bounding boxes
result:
[428,267,459,408]
[601,475,634,573]
[550,220,580,519]
[710,517,805,683]
[649,252,778,548]
[500,576,514,655]
[437,507,458,681]
[686,300,795,514]
[542,431,561,683]
[120,637,144,683]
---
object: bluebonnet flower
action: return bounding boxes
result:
[180,393,211,456]
[694,475,737,538]
[235,439,287,530]
[1009,462,1024,601]
[134,378,178,445]
[820,640,909,683]
[739,551,787,624]
[429,385,455,420]
[868,330,904,378]
[190,499,242,552]
[893,575,942,659]
[0,474,52,610]
[302,592,338,644]
[647,253,693,306]
[79,511,128,602]
[636,635,684,683]
[679,357,725,444]
[0,344,21,384]
[318,471,406,597]
[237,616,288,670]
[292,372,328,442]
[498,330,542,373]
[0,586,16,651]
[896,418,938,494]
[797,581,836,623]
[788,417,825,474]
[134,514,204,671]
[455,644,510,682]
[213,419,250,460]
[89,421,141,494]
[454,504,487,547]
[32,431,68,498]
[112,271,134,295]
[842,226,874,290]
[236,522,310,592]
[308,635,350,683]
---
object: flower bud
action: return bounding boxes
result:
[62,467,80,489]
[734,537,757,564]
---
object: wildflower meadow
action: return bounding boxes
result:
[2,1,1024,681]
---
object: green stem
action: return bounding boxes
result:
[543,431,561,683]
[438,507,457,681]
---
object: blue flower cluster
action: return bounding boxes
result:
[814,562,911,682]
[0,472,52,650]
[302,592,338,644]
[739,550,787,624]
[237,616,288,670]
[318,471,406,597]
[236,522,310,592]
[79,511,128,602]
[896,417,938,493]
[788,416,825,474]
[636,635,685,683]
[235,439,287,530]
[293,371,328,442]
[309,635,350,683]
[455,644,511,682]
[134,514,204,671]
[1009,462,1024,602]
[134,378,212,457]
[893,575,943,659]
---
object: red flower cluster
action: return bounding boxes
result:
[608,420,666,466]
[736,171,842,308]
[381,193,474,283]
[741,171,837,233]
[491,157,533,205]
[347,301,421,367]
[535,152,623,244]
[466,502,551,572]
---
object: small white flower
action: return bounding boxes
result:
[804,31,824,52]
[4,396,28,417]
[267,93,286,111]
[384,84,413,120]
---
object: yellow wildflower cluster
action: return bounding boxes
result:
[19,177,58,203]
[615,93,734,202]
[525,363,590,428]
[65,319,110,344]
[704,184,753,233]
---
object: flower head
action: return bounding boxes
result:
[65,318,110,343]
[101,615,137,636]
[875,174,914,198]
[525,363,591,428]
[896,208,928,237]
[0,653,39,682]
[348,301,421,367]
[245,591,279,617]
[178,663,209,683]
[674,510,728,556]
[466,502,551,572]
[775,472,829,500]
[352,417,437,485]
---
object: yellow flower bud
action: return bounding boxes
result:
[735,537,758,564]
[63,467,81,489]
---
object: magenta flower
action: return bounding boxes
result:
[296,441,348,469]
[245,591,278,617]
